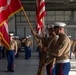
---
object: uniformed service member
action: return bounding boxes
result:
[22,35,33,59]
[72,39,76,58]
[49,22,71,75]
[45,24,60,75]
[69,37,73,59]
[15,36,21,58]
[32,28,51,75]
[6,33,17,72]
[32,25,58,75]
[45,24,56,75]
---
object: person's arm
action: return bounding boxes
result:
[32,30,43,39]
[72,41,76,54]
[22,38,26,43]
[14,41,18,55]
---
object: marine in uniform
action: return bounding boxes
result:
[22,35,33,59]
[7,33,17,72]
[32,25,58,75]
[32,27,51,75]
[49,22,71,75]
[15,36,21,58]
[69,37,73,59]
[72,39,76,58]
[45,24,60,75]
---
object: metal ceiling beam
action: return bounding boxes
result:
[21,0,76,11]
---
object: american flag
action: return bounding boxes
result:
[36,0,46,34]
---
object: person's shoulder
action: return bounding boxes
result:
[73,40,76,43]
[59,33,65,38]
[59,33,69,41]
[13,39,17,43]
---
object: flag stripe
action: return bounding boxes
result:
[38,11,46,23]
[36,0,46,34]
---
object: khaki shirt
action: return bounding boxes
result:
[10,39,17,51]
[72,40,76,53]
[50,33,71,61]
[45,35,59,66]
[16,39,21,48]
[22,38,33,47]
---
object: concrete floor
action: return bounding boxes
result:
[0,52,76,75]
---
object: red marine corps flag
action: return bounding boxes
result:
[0,21,10,49]
[0,0,23,49]
[36,0,46,34]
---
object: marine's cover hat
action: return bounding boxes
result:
[54,22,66,27]
[9,33,14,36]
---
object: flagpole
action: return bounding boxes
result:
[36,0,46,75]
[22,8,39,45]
